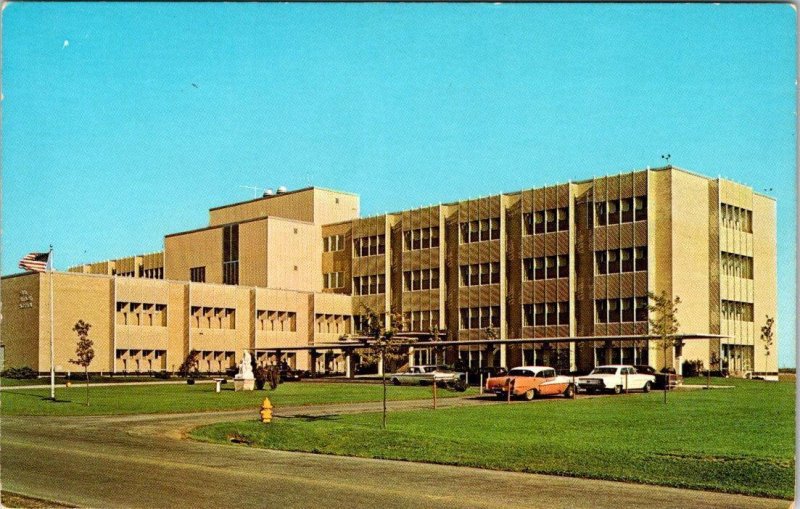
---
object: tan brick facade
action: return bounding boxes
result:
[4,168,778,375]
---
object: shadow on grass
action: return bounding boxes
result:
[283,414,341,422]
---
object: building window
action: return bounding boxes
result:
[143,267,164,279]
[323,235,344,252]
[222,224,239,285]
[459,218,500,244]
[634,196,647,221]
[634,247,648,271]
[721,204,753,233]
[403,227,440,251]
[597,248,647,275]
[524,256,568,281]
[523,301,569,326]
[324,272,344,289]
[523,207,568,236]
[594,196,647,227]
[258,310,298,332]
[314,314,351,334]
[354,235,386,258]
[721,300,754,322]
[116,302,167,327]
[190,266,206,283]
[353,274,386,296]
[191,306,236,329]
[596,297,648,324]
[403,268,440,292]
[459,263,500,287]
[459,306,500,330]
[403,309,440,332]
[721,252,753,280]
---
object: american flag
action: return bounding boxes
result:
[19,252,50,273]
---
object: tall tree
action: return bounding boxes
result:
[647,291,681,404]
[69,320,95,406]
[356,307,409,429]
[760,316,775,376]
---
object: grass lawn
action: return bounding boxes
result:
[192,378,795,499]
[2,382,473,416]
[1,376,169,387]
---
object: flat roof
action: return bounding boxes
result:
[209,186,359,212]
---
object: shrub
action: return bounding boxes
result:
[153,371,171,380]
[682,359,704,377]
[2,366,38,379]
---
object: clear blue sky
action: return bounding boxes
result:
[3,4,796,366]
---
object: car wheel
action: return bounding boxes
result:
[524,389,535,401]
[563,385,575,399]
[642,381,651,393]
[613,385,622,395]
[391,378,401,386]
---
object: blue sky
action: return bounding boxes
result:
[3,3,796,366]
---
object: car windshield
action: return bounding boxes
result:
[590,367,618,375]
[421,366,437,373]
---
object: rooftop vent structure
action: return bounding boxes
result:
[263,188,275,197]
[276,186,288,194]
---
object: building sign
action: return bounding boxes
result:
[18,290,34,309]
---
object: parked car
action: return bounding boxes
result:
[486,366,574,400]
[576,365,655,394]
[279,367,302,382]
[390,365,465,386]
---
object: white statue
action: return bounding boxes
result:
[236,351,254,379]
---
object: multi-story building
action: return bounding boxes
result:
[1,166,778,376]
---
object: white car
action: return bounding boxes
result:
[390,365,463,386]
[576,365,655,394]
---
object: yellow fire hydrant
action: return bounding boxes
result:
[260,397,273,423]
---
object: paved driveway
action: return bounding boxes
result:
[1,397,789,509]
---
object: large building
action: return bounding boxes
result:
[1,166,778,376]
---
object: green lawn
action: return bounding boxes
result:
[1,376,169,387]
[2,382,472,416]
[192,378,795,499]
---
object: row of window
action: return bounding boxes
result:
[115,302,167,327]
[459,218,501,244]
[403,309,441,332]
[721,252,753,280]
[523,301,569,327]
[315,314,351,334]
[256,310,297,332]
[354,235,386,257]
[595,247,648,275]
[592,196,647,226]
[721,203,753,233]
[460,262,501,287]
[353,274,386,295]
[323,272,345,289]
[403,268,441,291]
[141,267,164,279]
[190,306,236,329]
[523,255,569,281]
[721,300,754,322]
[459,306,501,330]
[595,297,648,323]
[523,208,568,235]
[190,266,206,283]
[403,227,441,251]
[323,235,344,252]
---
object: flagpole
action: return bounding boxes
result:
[49,245,55,400]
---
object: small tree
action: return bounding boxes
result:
[356,307,410,429]
[648,291,681,404]
[760,316,775,376]
[178,350,200,378]
[69,320,95,406]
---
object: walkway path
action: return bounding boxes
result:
[1,397,788,509]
